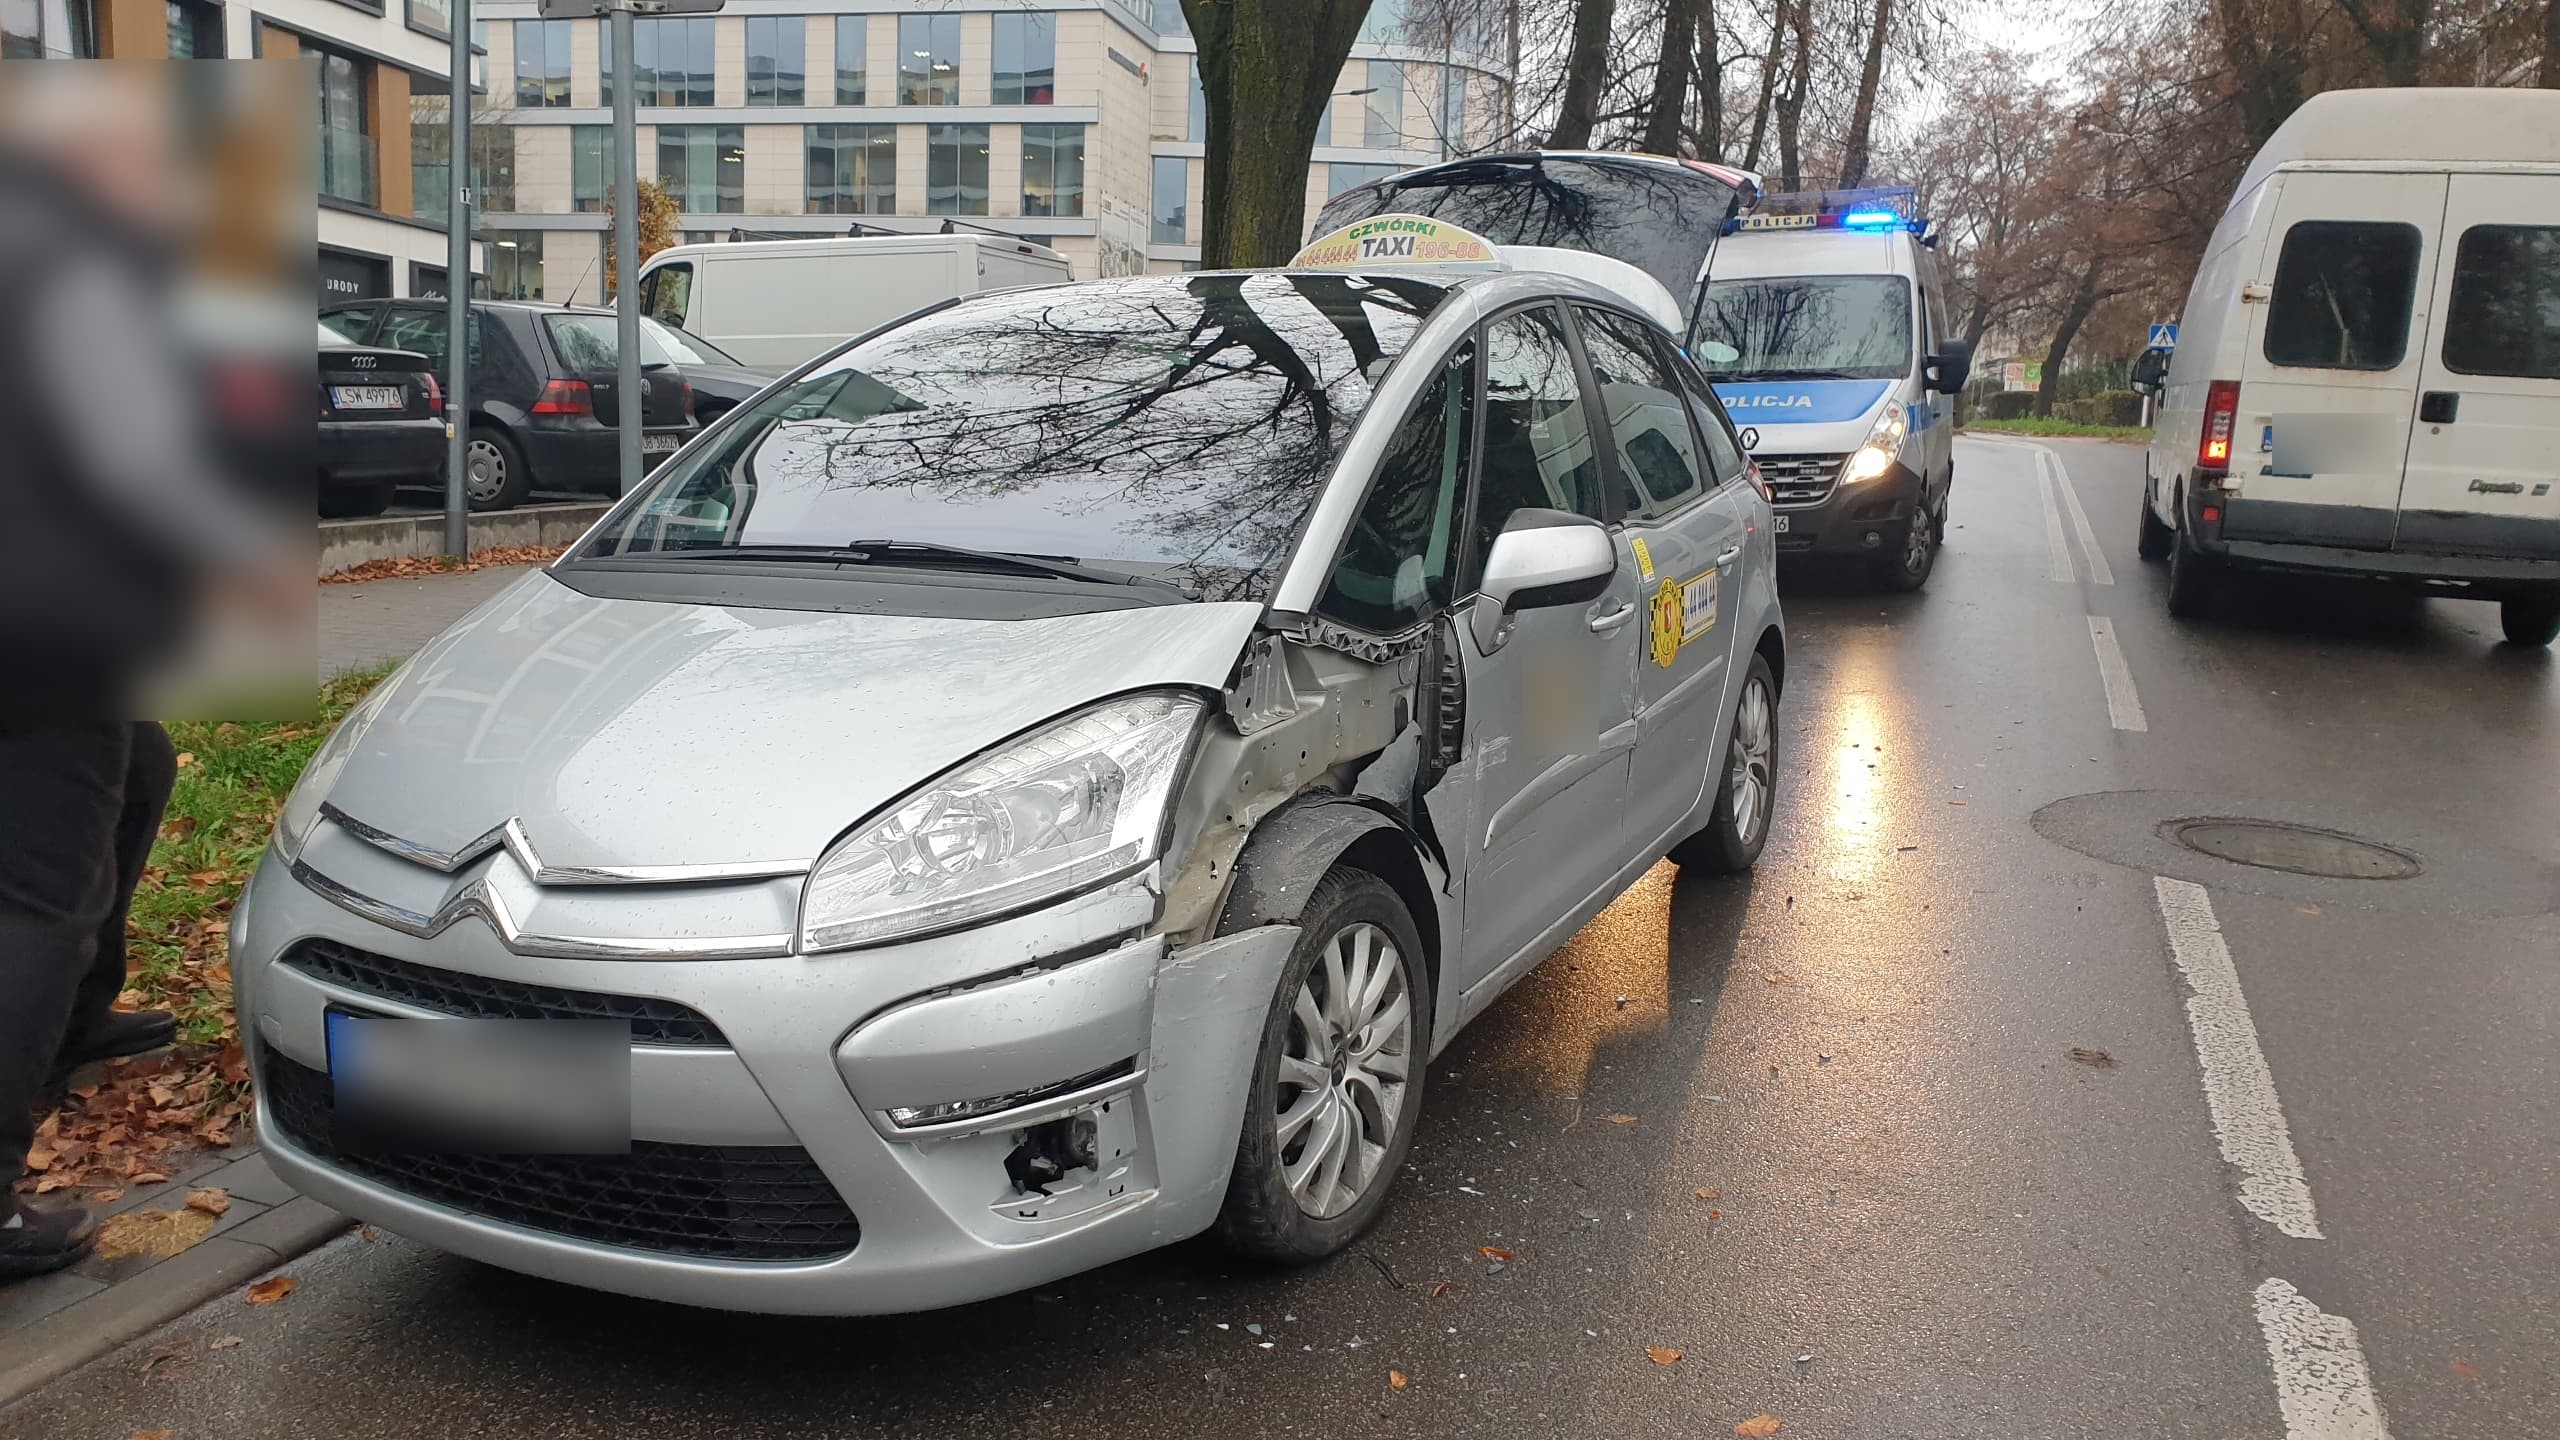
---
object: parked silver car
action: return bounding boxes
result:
[238,260,1785,1314]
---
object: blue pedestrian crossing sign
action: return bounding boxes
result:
[2147,322,2179,350]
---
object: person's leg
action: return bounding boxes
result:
[54,720,178,1070]
[0,721,129,1275]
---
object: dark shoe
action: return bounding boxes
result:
[0,1200,99,1279]
[50,1009,178,1086]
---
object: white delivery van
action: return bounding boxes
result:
[634,234,1073,371]
[1689,188,1972,591]
[2133,87,2560,646]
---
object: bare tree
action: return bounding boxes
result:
[1641,0,1700,152]
[1548,0,1620,146]
[1183,0,1378,266]
[1837,0,1895,187]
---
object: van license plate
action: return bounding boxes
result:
[331,386,405,410]
[642,434,680,455]
[1772,514,1790,533]
[324,1009,630,1154]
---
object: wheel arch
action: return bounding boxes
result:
[1216,796,1442,1018]
[1753,625,1786,698]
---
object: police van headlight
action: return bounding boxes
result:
[1840,406,1912,486]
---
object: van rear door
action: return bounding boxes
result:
[2395,174,2560,560]
[2232,171,2445,551]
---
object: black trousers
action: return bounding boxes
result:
[1,721,176,1178]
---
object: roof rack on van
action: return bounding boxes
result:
[1731,186,1930,238]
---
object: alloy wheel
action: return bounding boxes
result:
[1274,921,1413,1220]
[1728,675,1774,846]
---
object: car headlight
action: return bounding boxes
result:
[1839,404,1912,485]
[798,691,1205,954]
[273,679,395,865]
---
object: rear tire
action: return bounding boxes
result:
[1216,868,1431,1265]
[1873,502,1937,592]
[2166,513,2222,620]
[1671,652,1778,875]
[464,426,533,513]
[2499,593,2560,647]
[2135,476,2172,562]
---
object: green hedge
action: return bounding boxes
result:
[1981,391,2036,420]
[2054,390,2145,426]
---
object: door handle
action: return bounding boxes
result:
[1588,603,1636,633]
[1715,546,1743,566]
[2420,392,2459,424]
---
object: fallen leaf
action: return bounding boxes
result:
[1762,971,1794,985]
[2068,1047,2118,1069]
[209,1335,243,1350]
[185,1187,230,1216]
[92,1188,123,1203]
[2297,903,2322,917]
[1708,1209,1723,1220]
[138,1340,190,1379]
[1478,1245,1514,1264]
[1428,1281,1458,1298]
[1736,1417,1784,1437]
[1948,800,1967,807]
[1693,1188,1722,1201]
[1608,1113,1639,1126]
[244,1276,296,1305]
[359,1224,378,1243]
[1647,1346,1684,1365]
[130,1171,169,1185]
[22,1144,52,1172]
[130,1430,174,1440]
[2449,1358,2484,1380]
[1388,1370,1409,1391]
[174,752,195,768]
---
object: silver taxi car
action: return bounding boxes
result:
[238,222,1785,1314]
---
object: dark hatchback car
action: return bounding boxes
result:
[322,299,697,511]
[318,322,444,518]
[639,316,778,423]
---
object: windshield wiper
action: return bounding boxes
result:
[652,541,1199,600]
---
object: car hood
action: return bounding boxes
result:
[319,570,1263,870]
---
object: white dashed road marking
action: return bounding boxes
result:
[2042,447,2115,586]
[2253,1278,2393,1439]
[2152,877,2324,1239]
[2088,617,2148,732]
[2035,463,2076,583]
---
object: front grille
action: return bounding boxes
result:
[280,938,726,1046]
[1758,453,1847,509]
[260,1052,860,1262]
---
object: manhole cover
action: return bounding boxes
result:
[2162,819,2422,880]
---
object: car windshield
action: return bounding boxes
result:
[1692,274,1913,381]
[639,317,744,367]
[577,272,1452,602]
[1309,157,1746,313]
[544,313,682,369]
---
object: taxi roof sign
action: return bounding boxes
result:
[1290,214,1505,272]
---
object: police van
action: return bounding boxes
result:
[1690,189,1972,591]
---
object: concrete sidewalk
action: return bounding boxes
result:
[320,564,535,681]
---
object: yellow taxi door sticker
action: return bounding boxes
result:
[1631,536,1656,583]
[1648,578,1683,668]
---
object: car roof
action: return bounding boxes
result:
[1706,229,1917,281]
[2236,87,2560,199]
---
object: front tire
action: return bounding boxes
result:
[2499,592,2560,646]
[1671,652,1778,874]
[2136,476,2172,562]
[1216,868,1431,1264]
[1874,502,1938,592]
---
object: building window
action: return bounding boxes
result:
[166,0,221,56]
[1187,59,1204,141]
[657,125,744,214]
[834,15,866,104]
[926,123,989,215]
[5,0,93,56]
[409,85,451,225]
[316,47,374,207]
[1021,123,1083,218]
[1327,161,1396,197]
[472,124,516,214]
[487,231,544,301]
[806,124,895,214]
[1151,155,1187,245]
[746,16,805,107]
[1364,61,1402,148]
[897,13,958,106]
[992,12,1054,104]
[515,20,573,108]
[572,125,611,212]
[1438,63,1465,152]
[606,16,716,109]
[408,0,450,38]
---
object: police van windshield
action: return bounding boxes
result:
[1692,275,1913,382]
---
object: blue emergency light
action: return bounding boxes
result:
[1732,186,1927,236]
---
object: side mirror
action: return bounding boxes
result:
[1471,509,1617,653]
[1925,339,1974,394]
[2131,347,2169,395]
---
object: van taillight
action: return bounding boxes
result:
[2199,379,2240,473]
[531,378,594,416]
[419,371,443,416]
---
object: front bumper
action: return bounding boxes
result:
[233,854,1297,1315]
[1769,456,1925,558]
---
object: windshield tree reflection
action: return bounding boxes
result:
[582,273,1451,602]
[1692,275,1914,382]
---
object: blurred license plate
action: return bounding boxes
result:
[1772,514,1790,533]
[642,433,681,455]
[331,385,404,410]
[325,1010,629,1154]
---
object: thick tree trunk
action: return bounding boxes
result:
[1837,0,1894,189]
[1774,0,1812,191]
[2336,0,2429,86]
[1694,0,1724,160]
[1961,294,1993,355]
[2545,0,2560,86]
[1641,0,1698,155]
[1548,0,1619,148]
[2034,262,2103,418]
[1740,28,1779,170]
[1182,0,1374,267]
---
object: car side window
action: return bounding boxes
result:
[1666,342,1750,485]
[1575,306,1708,522]
[1469,305,1605,580]
[376,308,484,372]
[2263,220,2422,370]
[641,263,692,328]
[1316,339,1477,635]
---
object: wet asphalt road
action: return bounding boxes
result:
[14,437,2557,1439]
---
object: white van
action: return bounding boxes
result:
[2134,88,2560,646]
[634,234,1073,371]
[1689,189,1972,591]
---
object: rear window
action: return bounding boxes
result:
[545,314,680,370]
[2263,221,2421,371]
[580,272,1452,602]
[2442,225,2560,380]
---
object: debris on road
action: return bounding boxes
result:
[244,1275,296,1305]
[2068,1047,2119,1069]
[185,1186,230,1216]
[1647,1346,1684,1365]
[1736,1416,1784,1436]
